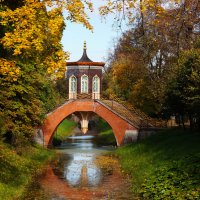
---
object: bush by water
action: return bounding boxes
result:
[0,142,54,199]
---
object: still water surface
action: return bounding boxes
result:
[27,135,133,200]
[56,135,113,188]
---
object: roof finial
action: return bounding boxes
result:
[77,41,93,62]
[84,41,87,50]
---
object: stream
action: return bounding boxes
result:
[25,135,133,200]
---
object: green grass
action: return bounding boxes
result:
[95,118,117,146]
[115,128,200,199]
[54,118,76,140]
[95,129,117,146]
[0,142,55,200]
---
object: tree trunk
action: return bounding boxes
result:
[189,114,193,130]
[181,115,186,130]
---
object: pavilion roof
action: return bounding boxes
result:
[66,41,105,67]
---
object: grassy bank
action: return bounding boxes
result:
[115,128,200,199]
[95,129,116,146]
[53,119,76,145]
[54,119,76,140]
[95,118,116,146]
[0,142,55,200]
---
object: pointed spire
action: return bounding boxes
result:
[77,41,93,62]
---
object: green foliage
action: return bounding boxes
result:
[165,45,200,128]
[0,1,66,149]
[103,130,116,145]
[115,129,200,199]
[104,2,200,119]
[55,77,68,99]
[141,154,200,200]
[0,61,62,150]
[0,142,54,200]
[95,129,116,146]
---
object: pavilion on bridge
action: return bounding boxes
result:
[66,42,105,100]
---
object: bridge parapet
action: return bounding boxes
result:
[69,93,100,100]
[98,96,167,129]
[50,93,167,129]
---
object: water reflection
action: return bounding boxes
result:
[64,153,101,187]
[58,135,105,188]
[37,135,132,200]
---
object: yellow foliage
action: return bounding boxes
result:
[0,59,20,81]
[0,1,47,55]
[45,50,69,79]
[0,0,93,79]
[99,0,181,23]
[95,155,118,175]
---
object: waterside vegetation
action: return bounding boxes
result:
[52,118,77,146]
[94,118,116,146]
[0,142,55,200]
[115,128,200,199]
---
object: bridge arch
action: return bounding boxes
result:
[42,100,138,147]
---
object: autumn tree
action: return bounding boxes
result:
[104,31,158,115]
[164,39,200,129]
[0,0,93,150]
[103,0,200,118]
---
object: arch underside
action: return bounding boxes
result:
[42,100,138,147]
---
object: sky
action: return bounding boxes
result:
[61,1,126,62]
[61,1,179,62]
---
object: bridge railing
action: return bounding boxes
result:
[99,94,167,129]
[52,93,167,128]
[69,93,100,100]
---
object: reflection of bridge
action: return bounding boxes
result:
[41,95,166,147]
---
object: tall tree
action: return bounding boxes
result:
[165,39,200,129]
[0,0,93,150]
[103,0,200,118]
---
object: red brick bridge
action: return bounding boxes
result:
[40,43,166,147]
[41,98,160,147]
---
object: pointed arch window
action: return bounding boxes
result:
[69,75,77,99]
[69,75,77,92]
[81,75,88,93]
[92,75,100,99]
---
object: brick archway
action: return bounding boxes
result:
[42,100,138,147]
